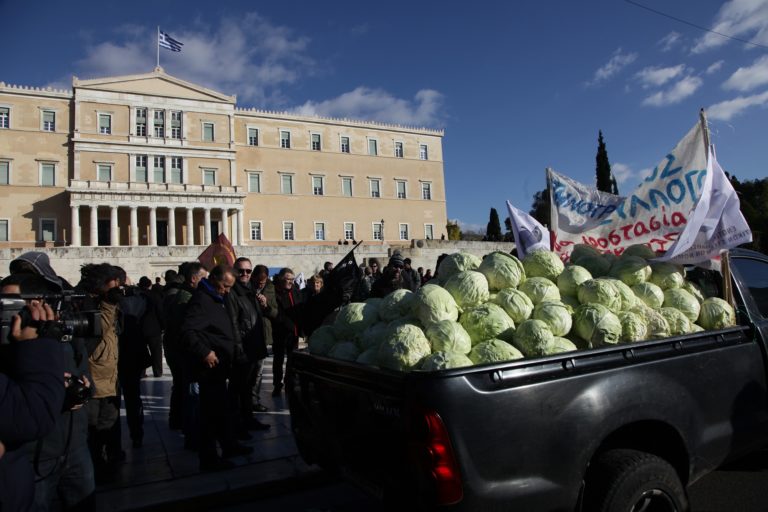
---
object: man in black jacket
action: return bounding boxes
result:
[272,268,304,396]
[181,265,253,471]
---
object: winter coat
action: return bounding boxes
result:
[181,279,236,377]
[226,282,268,362]
[252,279,278,346]
[88,301,120,399]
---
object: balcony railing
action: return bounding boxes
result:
[68,180,242,194]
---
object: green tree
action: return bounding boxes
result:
[729,174,768,254]
[503,216,514,242]
[485,208,502,241]
[530,187,551,228]
[446,221,462,241]
[596,130,619,195]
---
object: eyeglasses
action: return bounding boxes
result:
[237,268,253,275]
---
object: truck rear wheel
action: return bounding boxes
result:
[584,449,688,512]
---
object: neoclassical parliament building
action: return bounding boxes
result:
[0,67,447,250]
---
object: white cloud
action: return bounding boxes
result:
[692,0,768,53]
[588,48,638,85]
[74,13,315,105]
[722,54,768,91]
[635,65,685,88]
[456,220,485,234]
[291,87,445,127]
[658,31,682,52]
[706,60,725,74]
[612,163,653,186]
[642,75,703,106]
[708,89,768,120]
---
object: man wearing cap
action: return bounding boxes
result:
[401,258,421,293]
[370,252,406,298]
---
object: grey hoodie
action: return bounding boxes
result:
[9,251,66,290]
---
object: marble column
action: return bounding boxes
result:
[186,208,194,246]
[167,207,176,246]
[110,206,119,246]
[70,205,81,247]
[130,207,139,246]
[149,207,157,247]
[236,209,244,247]
[89,205,98,247]
[230,210,238,246]
[220,208,229,241]
[203,208,212,245]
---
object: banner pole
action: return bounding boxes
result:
[156,26,160,68]
[546,167,557,252]
[699,108,710,164]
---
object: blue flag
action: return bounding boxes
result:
[159,30,183,52]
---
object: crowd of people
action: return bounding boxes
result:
[0,249,438,511]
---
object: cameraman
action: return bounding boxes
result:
[0,277,66,512]
[6,261,96,511]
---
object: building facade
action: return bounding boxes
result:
[0,68,447,249]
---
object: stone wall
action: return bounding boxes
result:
[0,240,516,284]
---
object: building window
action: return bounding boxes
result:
[425,224,434,240]
[281,174,294,194]
[248,172,261,193]
[312,176,324,196]
[344,222,355,241]
[250,221,262,241]
[399,223,409,240]
[280,130,291,149]
[0,161,9,185]
[203,169,216,186]
[0,107,9,129]
[40,218,56,242]
[283,221,295,241]
[396,180,407,199]
[98,114,112,135]
[314,222,326,241]
[421,182,432,200]
[203,122,214,142]
[395,141,403,158]
[135,155,148,182]
[311,133,321,151]
[420,144,429,160]
[369,179,381,198]
[42,110,55,132]
[248,127,259,146]
[97,164,112,182]
[40,163,55,187]
[135,108,147,136]
[153,110,165,137]
[372,222,383,241]
[170,157,183,184]
[368,138,378,156]
[0,219,7,241]
[170,111,182,139]
[153,156,165,183]
[341,177,353,197]
[340,136,350,153]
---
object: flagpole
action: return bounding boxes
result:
[699,108,710,164]
[156,26,160,68]
[545,167,557,252]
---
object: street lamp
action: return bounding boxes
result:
[380,219,385,244]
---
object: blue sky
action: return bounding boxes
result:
[3,0,768,232]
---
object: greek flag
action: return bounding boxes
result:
[159,30,183,52]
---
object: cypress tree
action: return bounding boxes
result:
[596,130,619,195]
[485,208,502,241]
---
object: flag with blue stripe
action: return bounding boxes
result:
[159,30,183,52]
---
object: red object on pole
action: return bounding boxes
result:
[198,233,236,270]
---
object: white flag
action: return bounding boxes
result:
[506,201,550,259]
[655,147,752,264]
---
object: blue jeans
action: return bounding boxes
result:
[33,443,95,511]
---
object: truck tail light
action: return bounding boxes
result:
[413,410,463,505]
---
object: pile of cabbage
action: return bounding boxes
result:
[308,245,737,372]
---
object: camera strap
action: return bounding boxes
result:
[34,411,74,482]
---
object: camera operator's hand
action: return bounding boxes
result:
[63,372,91,411]
[0,440,5,460]
[203,350,219,368]
[10,302,56,342]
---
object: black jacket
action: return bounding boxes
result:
[274,285,304,342]
[181,279,236,374]
[226,282,268,362]
[0,338,65,512]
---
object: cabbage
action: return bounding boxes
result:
[690,324,705,333]
[610,256,652,286]
[387,316,423,331]
[578,278,622,312]
[378,289,416,322]
[443,271,490,309]
[663,288,701,322]
[513,319,555,357]
[493,288,534,323]
[377,324,431,371]
[532,301,573,336]
[610,279,638,311]
[459,303,516,344]
[630,304,670,339]
[618,311,648,342]
[333,301,380,340]
[576,254,612,278]
[621,244,657,259]
[549,336,579,354]
[519,277,561,305]
[468,339,524,364]
[649,262,685,290]
[356,347,380,366]
[359,322,391,351]
[573,303,622,347]
[682,281,706,304]
[522,250,565,281]
[659,307,691,335]
[419,351,474,371]
[424,320,472,355]
[413,284,460,325]
[437,252,482,284]
[557,265,593,297]
[364,297,383,308]
[698,297,736,330]
[328,341,361,361]
[560,294,581,310]
[308,325,337,356]
[632,282,664,309]
[570,244,602,263]
[478,251,526,290]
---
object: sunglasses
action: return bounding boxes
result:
[237,268,253,275]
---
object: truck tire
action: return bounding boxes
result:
[584,449,689,512]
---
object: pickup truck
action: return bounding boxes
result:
[288,248,768,512]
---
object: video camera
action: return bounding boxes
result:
[0,291,102,345]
